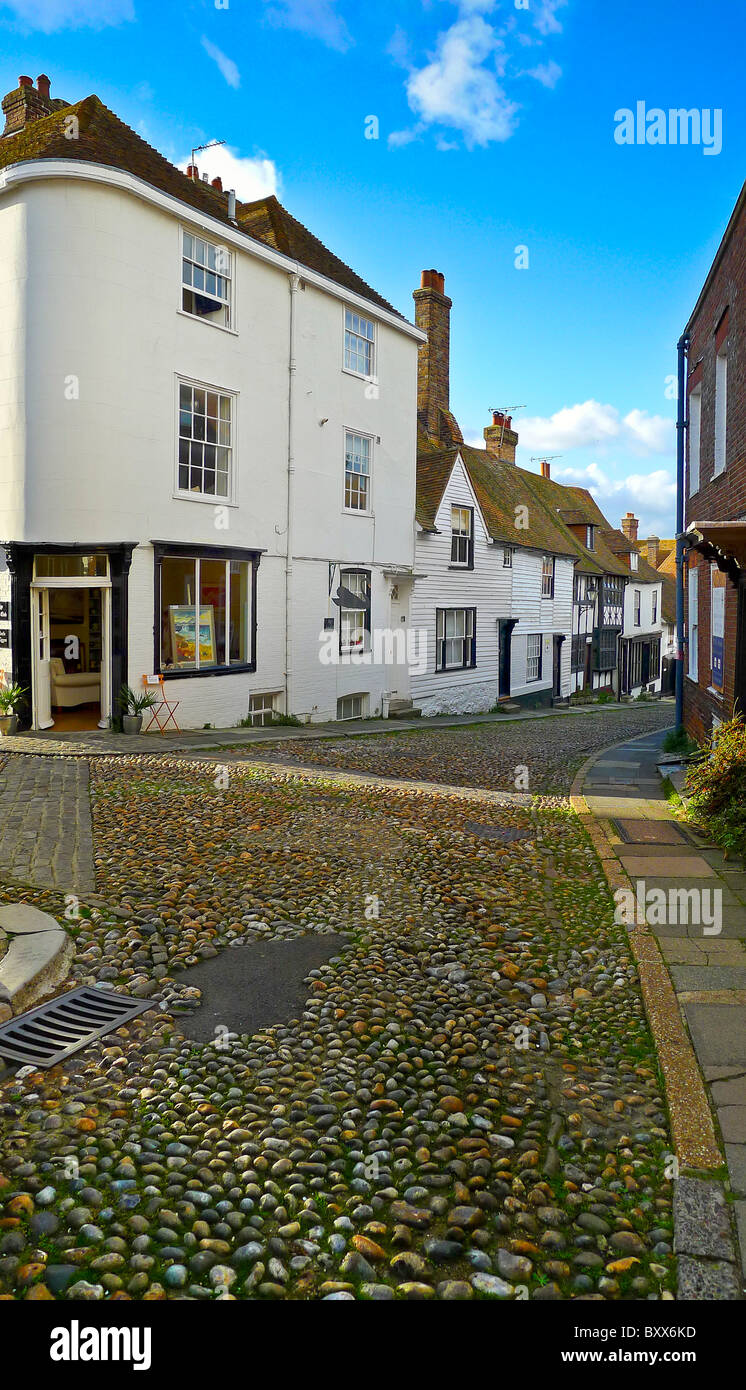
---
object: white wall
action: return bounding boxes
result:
[623,577,663,695]
[0,173,419,728]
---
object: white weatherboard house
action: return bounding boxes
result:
[0,75,422,732]
[409,272,577,715]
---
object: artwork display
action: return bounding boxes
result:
[168,605,216,667]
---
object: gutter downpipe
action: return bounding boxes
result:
[285,271,301,719]
[675,330,689,731]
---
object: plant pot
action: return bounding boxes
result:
[0,714,17,737]
[122,714,143,735]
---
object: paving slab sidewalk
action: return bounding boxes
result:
[579,727,746,1297]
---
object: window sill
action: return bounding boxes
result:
[177,308,238,337]
[448,564,474,571]
[436,665,477,674]
[706,686,724,701]
[173,492,237,508]
[158,663,256,680]
[342,368,376,384]
[342,508,373,518]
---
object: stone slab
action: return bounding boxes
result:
[615,819,689,845]
[734,1201,746,1277]
[0,929,68,1000]
[620,854,715,878]
[677,1256,740,1300]
[673,1177,734,1260]
[712,1075,746,1105]
[670,966,746,992]
[717,1107,746,1144]
[683,1003,746,1068]
[725,1143,746,1196]
[0,903,62,934]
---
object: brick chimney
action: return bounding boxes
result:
[645,535,660,567]
[484,409,519,465]
[211,176,223,192]
[2,74,58,136]
[413,269,463,446]
[621,511,639,543]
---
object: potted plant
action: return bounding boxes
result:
[118,684,158,735]
[0,682,26,737]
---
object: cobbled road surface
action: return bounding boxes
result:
[0,708,676,1302]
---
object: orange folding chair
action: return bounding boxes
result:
[142,675,181,735]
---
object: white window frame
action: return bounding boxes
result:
[630,551,639,571]
[503,547,513,568]
[450,507,472,566]
[337,693,367,721]
[633,589,641,626]
[180,227,234,331]
[541,556,554,599]
[344,430,373,513]
[688,567,699,680]
[688,383,701,494]
[526,633,542,683]
[652,589,658,624]
[248,692,281,726]
[714,348,727,476]
[339,569,370,655]
[586,525,595,550]
[176,377,237,505]
[343,308,376,379]
[436,607,476,672]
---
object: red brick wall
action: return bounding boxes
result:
[683,189,746,737]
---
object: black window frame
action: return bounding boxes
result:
[152,541,261,680]
[338,568,372,656]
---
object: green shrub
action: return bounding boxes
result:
[662,725,698,756]
[684,715,746,856]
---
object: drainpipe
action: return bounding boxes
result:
[285,272,301,718]
[675,331,689,730]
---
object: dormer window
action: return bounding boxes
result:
[182,231,232,328]
[586,525,595,550]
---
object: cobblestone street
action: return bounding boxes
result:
[0,756,94,895]
[0,708,694,1301]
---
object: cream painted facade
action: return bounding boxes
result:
[0,162,422,729]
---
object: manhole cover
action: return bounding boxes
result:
[464,819,531,844]
[0,986,150,1067]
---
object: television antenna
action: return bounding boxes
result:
[189,139,226,180]
[490,405,525,451]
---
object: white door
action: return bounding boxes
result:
[389,584,411,703]
[32,588,54,730]
[99,587,112,728]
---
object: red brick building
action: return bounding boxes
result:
[683,179,746,741]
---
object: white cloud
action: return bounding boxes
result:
[179,144,280,204]
[201,37,241,90]
[406,15,519,148]
[0,0,133,29]
[551,461,677,537]
[526,59,562,89]
[516,400,674,456]
[388,126,423,148]
[264,0,352,51]
[533,0,568,36]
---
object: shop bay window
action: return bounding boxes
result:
[156,547,256,674]
[178,381,233,500]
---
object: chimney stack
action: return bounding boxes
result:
[621,512,639,543]
[211,175,223,192]
[186,163,199,181]
[2,73,58,136]
[540,458,550,479]
[484,409,519,465]
[646,535,660,567]
[413,269,463,446]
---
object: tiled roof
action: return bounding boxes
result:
[0,95,402,317]
[602,529,662,584]
[416,446,459,531]
[658,548,677,577]
[661,574,677,625]
[517,472,629,577]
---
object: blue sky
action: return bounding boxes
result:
[2,0,744,537]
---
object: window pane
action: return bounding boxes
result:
[161,557,197,669]
[34,553,108,578]
[199,559,226,667]
[230,562,249,665]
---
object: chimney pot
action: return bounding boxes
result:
[186,164,199,181]
[211,175,223,191]
[541,459,550,479]
[19,75,32,87]
[37,74,50,101]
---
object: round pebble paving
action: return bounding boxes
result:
[0,726,676,1301]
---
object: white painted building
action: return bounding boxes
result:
[0,76,422,731]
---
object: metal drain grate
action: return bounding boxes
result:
[0,987,150,1067]
[464,819,532,844]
